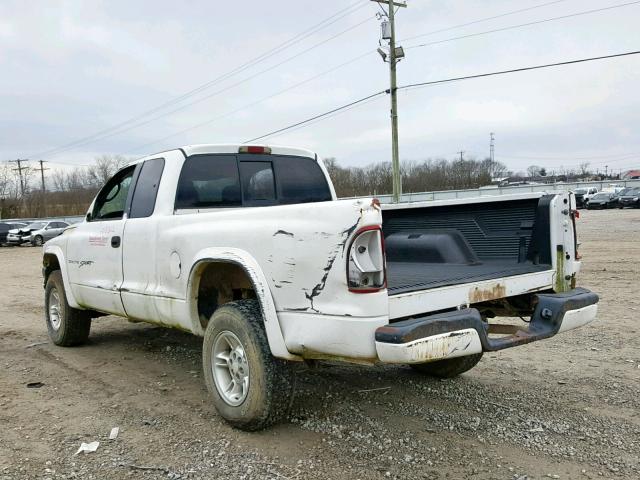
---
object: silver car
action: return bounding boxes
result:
[29,221,70,246]
[6,221,69,246]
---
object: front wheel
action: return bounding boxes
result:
[33,235,44,246]
[45,271,91,346]
[202,300,294,431]
[410,353,483,378]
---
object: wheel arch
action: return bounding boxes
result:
[42,245,82,309]
[187,248,300,361]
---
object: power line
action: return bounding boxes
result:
[397,50,640,91]
[126,50,377,154]
[29,1,623,160]
[125,1,600,156]
[400,0,570,42]
[23,2,640,161]
[405,1,640,50]
[26,1,593,161]
[243,90,387,143]
[239,50,640,144]
[28,1,370,160]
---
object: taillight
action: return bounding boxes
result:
[347,226,386,293]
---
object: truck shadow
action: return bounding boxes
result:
[87,317,482,426]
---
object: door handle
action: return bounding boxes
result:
[111,236,121,248]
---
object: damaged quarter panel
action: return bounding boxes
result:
[156,197,385,317]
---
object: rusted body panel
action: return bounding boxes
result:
[376,328,482,364]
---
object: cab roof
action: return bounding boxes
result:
[136,144,317,165]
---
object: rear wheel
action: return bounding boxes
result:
[202,300,294,431]
[410,353,483,378]
[45,271,91,346]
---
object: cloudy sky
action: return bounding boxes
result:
[1,0,639,177]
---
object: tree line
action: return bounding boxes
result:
[0,155,127,219]
[0,153,613,219]
[323,157,508,198]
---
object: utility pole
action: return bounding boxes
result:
[605,165,608,178]
[489,132,495,163]
[457,150,465,162]
[373,0,406,203]
[38,160,49,217]
[9,159,28,196]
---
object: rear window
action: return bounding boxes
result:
[175,155,241,209]
[240,161,276,204]
[175,153,331,209]
[274,156,332,204]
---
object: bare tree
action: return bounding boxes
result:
[324,157,499,198]
[0,164,15,200]
[526,165,542,178]
[87,155,128,187]
[579,162,591,177]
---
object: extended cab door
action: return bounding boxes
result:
[120,157,166,321]
[66,165,136,316]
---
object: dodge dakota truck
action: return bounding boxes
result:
[42,144,599,430]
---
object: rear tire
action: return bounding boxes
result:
[45,271,91,346]
[202,300,294,431]
[410,353,483,378]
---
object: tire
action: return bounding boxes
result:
[45,270,91,346]
[410,353,483,378]
[33,235,44,246]
[202,300,294,431]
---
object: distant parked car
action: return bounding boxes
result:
[573,187,598,208]
[0,222,27,246]
[586,192,617,210]
[6,221,69,246]
[29,221,70,246]
[617,187,640,209]
[6,222,47,245]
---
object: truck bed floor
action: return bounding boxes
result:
[386,260,550,295]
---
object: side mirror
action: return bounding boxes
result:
[86,212,92,222]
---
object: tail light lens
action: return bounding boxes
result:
[347,226,386,293]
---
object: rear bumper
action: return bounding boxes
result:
[375,288,598,364]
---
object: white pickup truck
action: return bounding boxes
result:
[42,144,599,430]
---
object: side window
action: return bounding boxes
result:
[91,166,135,221]
[274,156,332,204]
[239,161,275,203]
[130,158,165,218]
[175,155,241,209]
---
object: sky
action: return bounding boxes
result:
[1,0,639,179]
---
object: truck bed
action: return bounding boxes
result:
[382,196,554,297]
[387,260,549,295]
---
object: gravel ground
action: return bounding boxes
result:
[0,208,638,480]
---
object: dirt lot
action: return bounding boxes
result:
[0,209,638,480]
